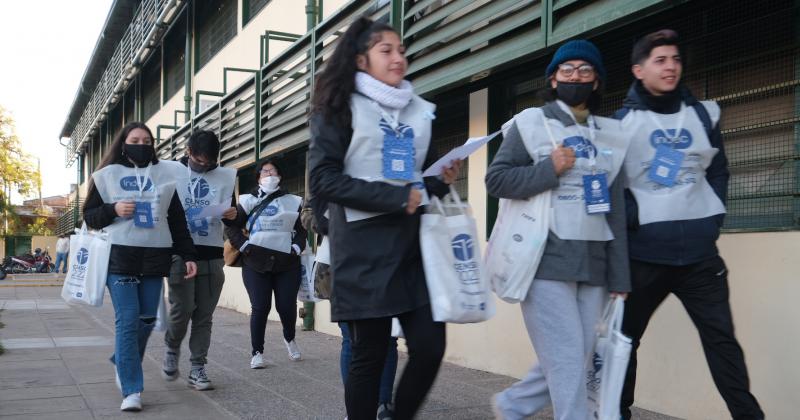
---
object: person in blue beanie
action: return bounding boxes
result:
[487,39,630,420]
[615,29,763,420]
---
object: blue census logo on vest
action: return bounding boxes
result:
[189,178,211,199]
[265,205,279,217]
[649,128,693,149]
[451,233,474,262]
[562,136,597,159]
[119,176,153,192]
[76,248,89,265]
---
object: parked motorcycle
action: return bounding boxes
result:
[0,248,53,276]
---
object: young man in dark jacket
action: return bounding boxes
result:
[616,30,763,420]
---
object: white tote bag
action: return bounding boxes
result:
[420,186,495,323]
[485,111,559,303]
[484,194,551,303]
[297,245,319,303]
[586,296,633,420]
[61,224,111,307]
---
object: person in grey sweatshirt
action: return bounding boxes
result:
[486,40,631,420]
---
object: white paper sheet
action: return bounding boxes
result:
[196,203,230,219]
[422,131,500,177]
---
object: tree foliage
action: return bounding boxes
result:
[1,105,41,236]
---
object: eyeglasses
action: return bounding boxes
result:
[557,63,595,78]
[259,168,278,175]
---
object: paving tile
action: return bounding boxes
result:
[53,335,114,347]
[0,409,94,420]
[0,348,61,362]
[0,337,55,349]
[0,384,81,402]
[0,395,86,416]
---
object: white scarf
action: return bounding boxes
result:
[355,71,414,109]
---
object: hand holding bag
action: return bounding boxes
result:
[420,186,495,323]
[61,224,111,307]
[586,296,633,420]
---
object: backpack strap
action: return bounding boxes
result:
[691,102,714,137]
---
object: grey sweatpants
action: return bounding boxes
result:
[164,257,225,366]
[495,279,606,420]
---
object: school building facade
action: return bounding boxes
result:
[58,1,799,418]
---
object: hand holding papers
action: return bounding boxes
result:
[422,131,500,177]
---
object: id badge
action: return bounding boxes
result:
[133,201,155,228]
[382,130,415,181]
[648,145,685,187]
[583,173,611,214]
[185,207,207,234]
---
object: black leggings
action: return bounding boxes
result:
[345,304,445,420]
[242,265,301,355]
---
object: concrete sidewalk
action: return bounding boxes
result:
[0,285,678,419]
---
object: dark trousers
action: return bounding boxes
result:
[242,265,301,355]
[620,256,763,420]
[345,304,445,420]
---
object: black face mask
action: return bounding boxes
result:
[188,158,217,173]
[123,144,155,166]
[555,81,595,107]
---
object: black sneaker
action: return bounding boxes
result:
[187,365,214,391]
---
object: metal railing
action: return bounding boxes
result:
[66,0,182,167]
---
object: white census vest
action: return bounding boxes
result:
[622,101,726,225]
[506,106,629,241]
[171,163,236,247]
[92,161,178,247]
[239,193,302,253]
[342,93,435,222]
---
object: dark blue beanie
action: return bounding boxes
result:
[545,40,606,82]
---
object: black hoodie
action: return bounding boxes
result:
[614,81,729,267]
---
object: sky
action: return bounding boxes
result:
[0,0,113,204]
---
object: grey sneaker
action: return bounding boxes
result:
[377,402,394,420]
[284,339,302,361]
[188,365,214,391]
[162,348,179,381]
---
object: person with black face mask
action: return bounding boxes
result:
[486,40,631,420]
[160,130,237,391]
[83,122,198,412]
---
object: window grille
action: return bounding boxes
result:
[195,0,237,72]
[141,54,161,121]
[163,13,187,102]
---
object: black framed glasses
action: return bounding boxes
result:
[557,63,595,78]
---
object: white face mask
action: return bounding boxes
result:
[259,175,280,193]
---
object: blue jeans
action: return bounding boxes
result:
[54,252,68,273]
[339,322,398,404]
[107,273,163,397]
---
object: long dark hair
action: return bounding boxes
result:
[310,17,396,129]
[538,79,604,115]
[84,122,157,212]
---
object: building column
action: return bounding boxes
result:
[467,88,489,244]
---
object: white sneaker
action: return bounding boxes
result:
[120,392,142,412]
[284,339,302,361]
[187,365,214,391]
[250,351,266,369]
[162,348,179,381]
